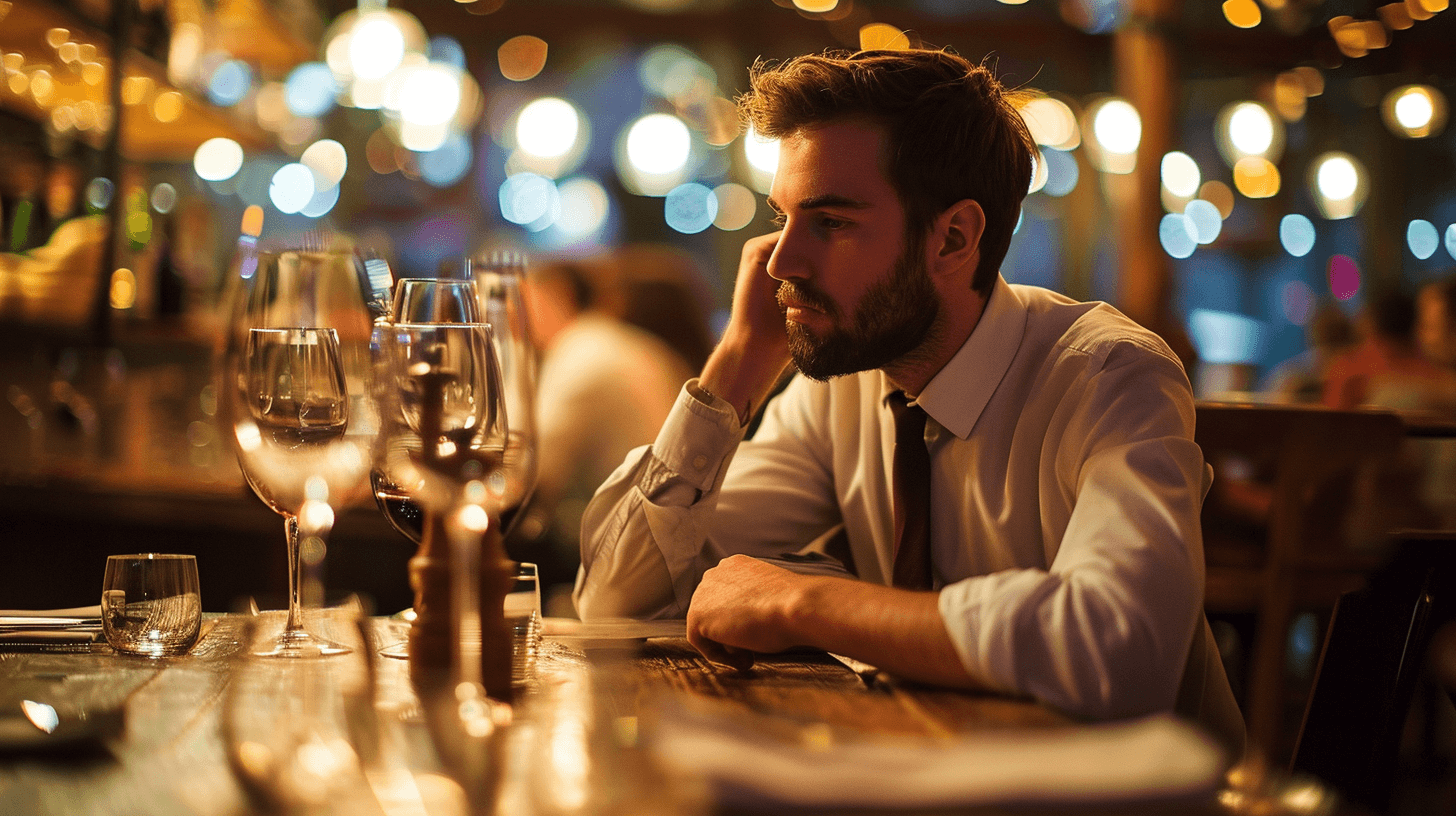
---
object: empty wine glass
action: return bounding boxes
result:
[471,252,539,541]
[219,240,377,657]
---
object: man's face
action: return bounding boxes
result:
[766,120,939,381]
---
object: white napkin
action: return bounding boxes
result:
[0,605,104,647]
[646,699,1226,809]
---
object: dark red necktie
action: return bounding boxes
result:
[888,392,933,590]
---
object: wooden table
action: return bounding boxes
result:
[0,614,1314,816]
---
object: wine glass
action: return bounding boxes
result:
[372,278,482,549]
[220,241,377,657]
[471,252,539,542]
[374,322,515,703]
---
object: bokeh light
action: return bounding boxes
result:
[1189,309,1263,364]
[712,182,757,231]
[208,59,252,107]
[1448,224,1456,260]
[300,182,340,218]
[1280,214,1316,257]
[1021,96,1080,150]
[1159,213,1196,259]
[349,13,407,81]
[1041,149,1079,197]
[269,163,316,214]
[1199,181,1235,218]
[1382,84,1447,139]
[110,268,137,310]
[418,132,473,187]
[664,183,717,234]
[285,62,338,117]
[150,182,177,214]
[429,36,466,70]
[1222,0,1261,28]
[625,113,691,176]
[1185,199,1222,244]
[1408,219,1439,259]
[499,172,559,229]
[498,35,548,82]
[300,139,348,190]
[153,91,183,123]
[1310,152,1367,219]
[194,137,244,181]
[1161,151,1200,198]
[1028,151,1049,195]
[85,177,114,212]
[743,126,780,193]
[1086,97,1139,174]
[516,97,581,160]
[1327,254,1360,301]
[859,23,911,51]
[1233,157,1280,198]
[1217,101,1282,168]
[555,176,610,238]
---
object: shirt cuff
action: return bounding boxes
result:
[648,378,747,494]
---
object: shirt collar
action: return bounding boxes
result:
[888,275,1027,440]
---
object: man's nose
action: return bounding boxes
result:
[765,233,804,283]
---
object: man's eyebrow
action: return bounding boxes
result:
[766,194,872,213]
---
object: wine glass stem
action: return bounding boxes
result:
[285,515,303,634]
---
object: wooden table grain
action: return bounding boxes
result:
[0,616,1300,816]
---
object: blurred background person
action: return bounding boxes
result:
[520,257,704,613]
[1418,273,1456,376]
[1258,300,1357,404]
[1322,284,1456,412]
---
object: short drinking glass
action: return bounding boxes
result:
[101,554,202,657]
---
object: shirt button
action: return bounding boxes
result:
[692,455,708,470]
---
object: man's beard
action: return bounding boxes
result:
[778,237,940,382]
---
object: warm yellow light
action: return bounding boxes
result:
[1021,96,1080,150]
[348,13,406,81]
[1378,2,1415,28]
[1161,151,1201,198]
[516,97,580,159]
[859,23,911,51]
[110,268,137,310]
[1417,0,1447,11]
[1199,181,1236,219]
[793,0,838,10]
[57,42,79,63]
[1222,0,1261,28]
[122,75,152,105]
[81,61,104,85]
[1383,84,1446,138]
[29,69,54,104]
[1233,156,1280,198]
[241,205,265,237]
[1092,99,1140,155]
[45,28,68,48]
[1395,89,1434,129]
[1314,154,1359,200]
[194,137,244,181]
[153,91,183,122]
[1228,102,1274,156]
[497,35,548,82]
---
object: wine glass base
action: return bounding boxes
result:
[251,628,352,658]
[379,641,410,660]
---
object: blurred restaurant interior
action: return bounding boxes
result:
[2,0,1456,805]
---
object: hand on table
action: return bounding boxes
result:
[686,554,806,671]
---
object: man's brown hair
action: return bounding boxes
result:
[739,49,1036,296]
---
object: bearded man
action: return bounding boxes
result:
[574,48,1243,757]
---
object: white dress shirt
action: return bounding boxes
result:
[576,276,1234,732]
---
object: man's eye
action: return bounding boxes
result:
[819,215,848,230]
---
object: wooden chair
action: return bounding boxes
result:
[1195,402,1415,762]
[1290,535,1456,811]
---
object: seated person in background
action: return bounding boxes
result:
[523,260,695,611]
[1258,300,1356,404]
[1322,284,1456,411]
[1417,273,1456,376]
[574,48,1243,757]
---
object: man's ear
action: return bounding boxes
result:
[928,199,985,279]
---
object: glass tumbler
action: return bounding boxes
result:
[101,553,202,657]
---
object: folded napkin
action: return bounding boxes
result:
[542,617,687,642]
[0,605,104,649]
[646,699,1226,809]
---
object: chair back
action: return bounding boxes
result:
[1291,536,1456,811]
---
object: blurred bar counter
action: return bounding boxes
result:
[0,325,415,615]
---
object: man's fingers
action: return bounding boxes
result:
[687,628,756,672]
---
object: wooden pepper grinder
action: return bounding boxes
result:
[405,355,515,704]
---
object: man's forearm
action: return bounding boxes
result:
[787,575,993,690]
[698,329,790,426]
